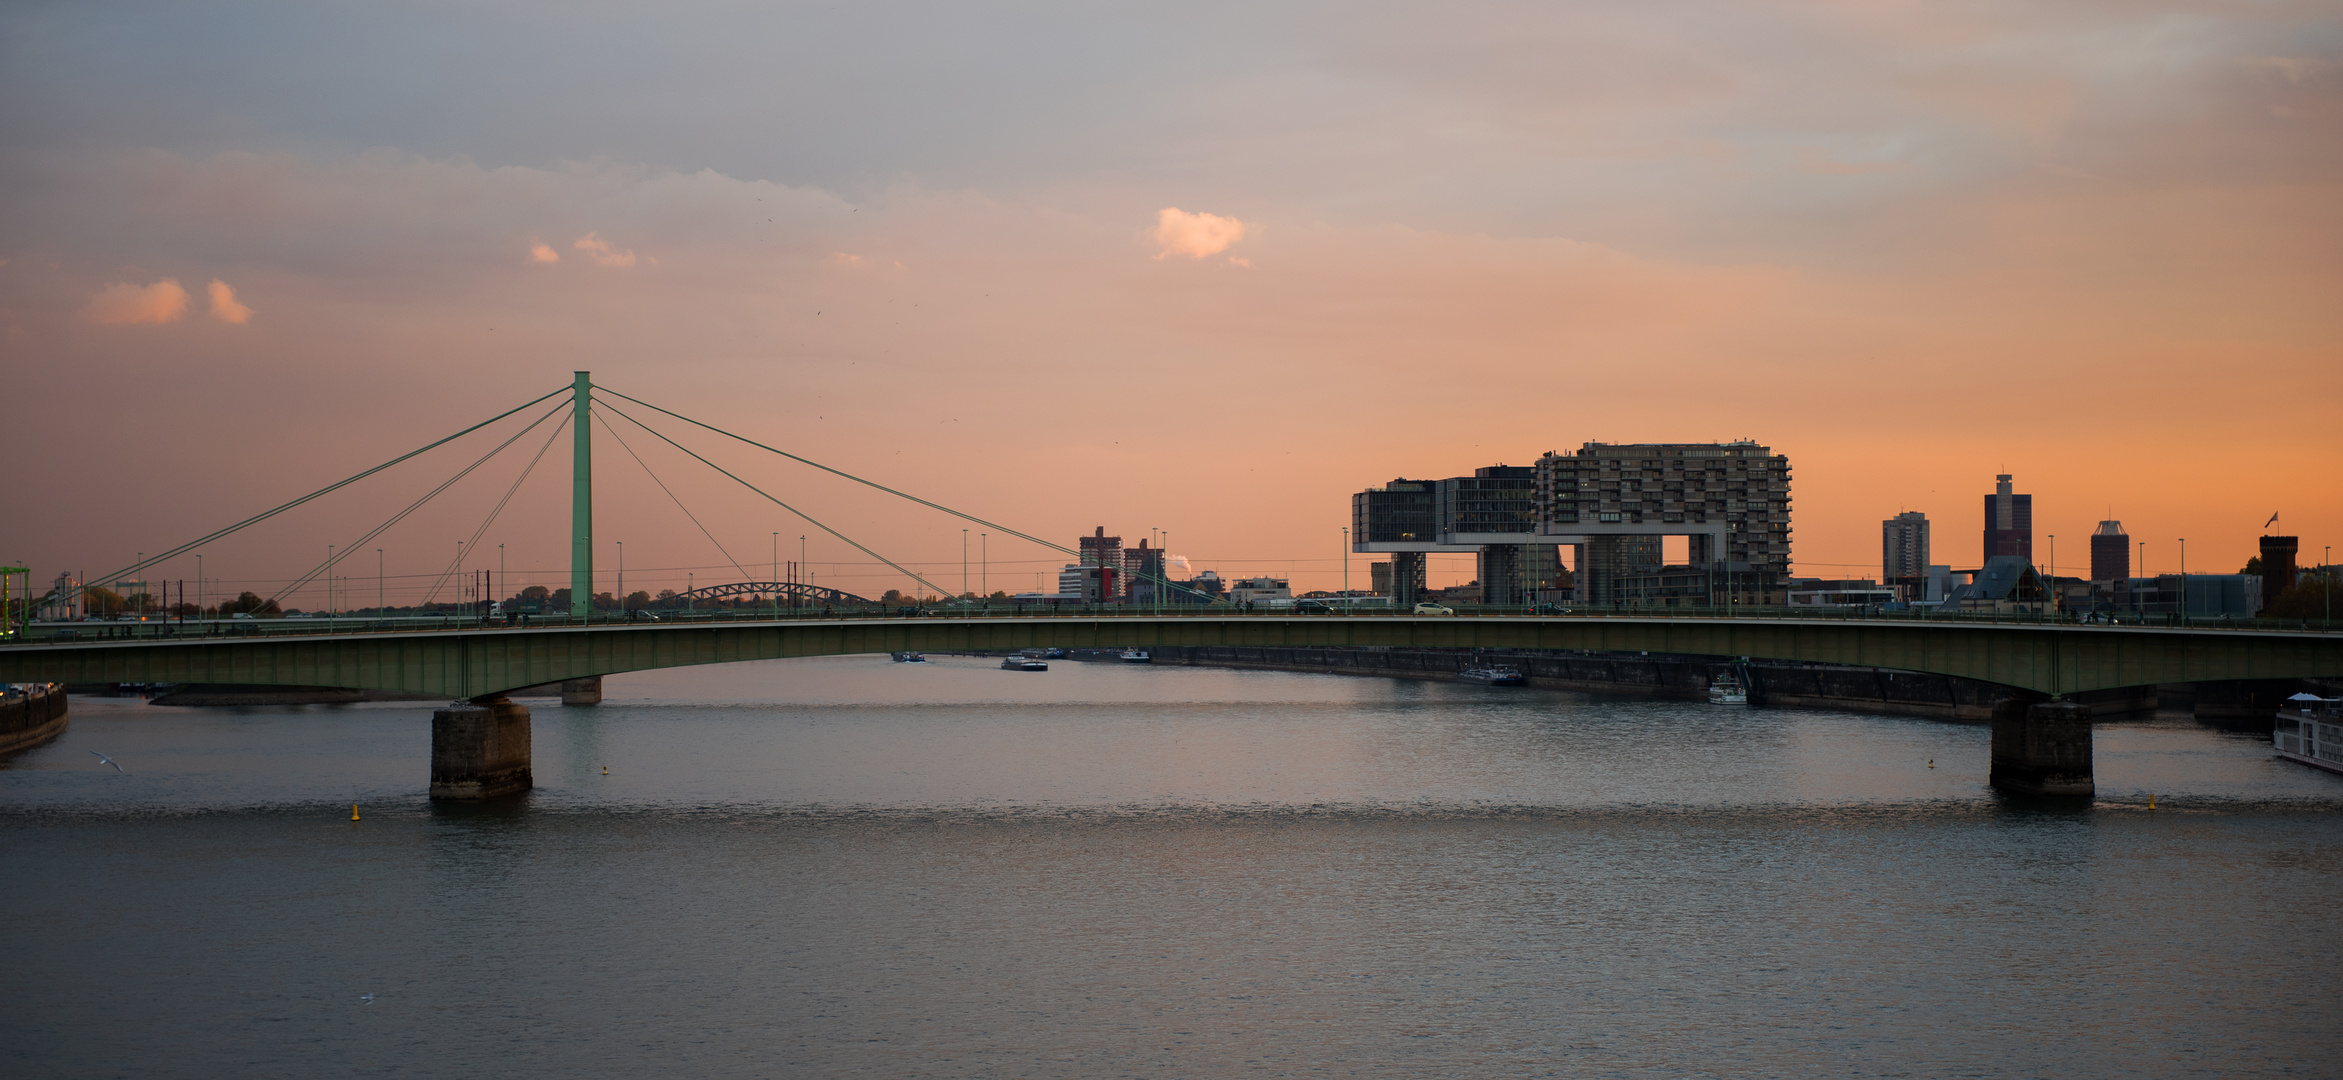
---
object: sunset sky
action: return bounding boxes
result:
[4,1,2338,606]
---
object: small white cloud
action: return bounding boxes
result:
[206,279,252,324]
[530,241,561,263]
[573,232,637,268]
[1226,256,1252,268]
[826,251,868,269]
[83,279,190,324]
[1152,207,1248,260]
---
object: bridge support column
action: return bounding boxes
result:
[1389,552,1427,608]
[560,676,603,705]
[430,696,532,800]
[1990,696,2093,797]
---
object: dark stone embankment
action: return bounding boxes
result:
[1146,645,2163,723]
[1,682,69,755]
[144,684,447,707]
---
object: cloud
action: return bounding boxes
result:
[1152,208,1247,259]
[206,278,252,323]
[82,278,190,324]
[573,231,638,268]
[530,241,561,263]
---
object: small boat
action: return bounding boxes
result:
[1119,650,1151,663]
[1001,657,1048,671]
[2275,694,2342,774]
[1456,665,1525,686]
[890,651,926,663]
[1709,676,1748,705]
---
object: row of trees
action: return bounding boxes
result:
[71,586,282,618]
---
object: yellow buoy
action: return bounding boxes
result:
[602,765,609,775]
[351,803,361,821]
[2149,794,2156,810]
[1927,759,1934,768]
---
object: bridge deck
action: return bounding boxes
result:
[4,614,2339,700]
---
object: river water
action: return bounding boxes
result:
[4,657,2338,1078]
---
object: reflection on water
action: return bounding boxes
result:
[3,656,2338,1077]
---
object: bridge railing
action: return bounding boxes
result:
[6,601,2337,646]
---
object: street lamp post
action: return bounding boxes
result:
[773,532,780,619]
[1341,527,1349,605]
[377,549,384,621]
[617,541,624,616]
[963,528,969,603]
[195,554,202,620]
[2179,538,2188,624]
[981,532,988,604]
[327,545,335,627]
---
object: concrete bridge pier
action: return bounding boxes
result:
[1990,696,2093,798]
[561,677,603,705]
[430,696,532,800]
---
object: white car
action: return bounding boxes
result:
[1412,603,1455,616]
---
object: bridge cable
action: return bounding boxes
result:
[592,384,1222,605]
[264,398,572,610]
[593,384,1083,562]
[592,398,961,602]
[589,406,754,585]
[414,405,576,610]
[87,384,572,597]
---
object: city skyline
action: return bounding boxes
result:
[3,3,2335,600]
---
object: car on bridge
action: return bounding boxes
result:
[1412,603,1455,615]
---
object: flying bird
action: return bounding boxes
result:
[89,751,125,773]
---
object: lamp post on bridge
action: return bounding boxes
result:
[2179,538,2187,625]
[377,549,384,620]
[980,532,987,606]
[616,541,624,618]
[962,529,969,605]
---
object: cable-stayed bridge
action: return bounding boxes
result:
[4,373,2338,800]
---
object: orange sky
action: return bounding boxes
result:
[3,2,2337,605]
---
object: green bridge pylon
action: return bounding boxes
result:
[571,371,593,621]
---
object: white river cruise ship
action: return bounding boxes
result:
[2274,694,2343,775]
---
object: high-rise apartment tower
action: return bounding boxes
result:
[2090,520,2129,582]
[1882,512,1929,581]
[1983,474,2032,564]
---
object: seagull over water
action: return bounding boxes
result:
[89,751,125,774]
[359,993,375,1004]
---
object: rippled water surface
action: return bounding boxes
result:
[5,656,2339,1077]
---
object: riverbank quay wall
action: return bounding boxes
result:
[0,683,68,754]
[1147,645,2157,721]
